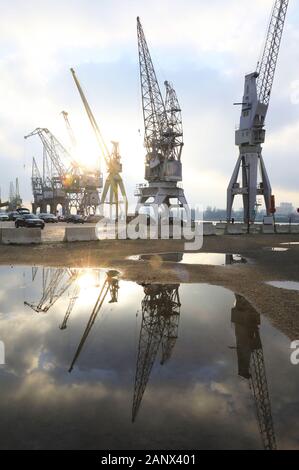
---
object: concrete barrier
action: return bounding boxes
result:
[202,222,216,236]
[64,226,98,242]
[250,224,262,234]
[216,223,227,230]
[275,225,290,234]
[226,224,244,235]
[1,227,41,244]
[290,225,299,234]
[262,224,275,234]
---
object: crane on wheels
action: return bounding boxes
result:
[227,0,290,224]
[135,18,188,219]
[231,295,277,450]
[132,283,181,422]
[70,68,127,220]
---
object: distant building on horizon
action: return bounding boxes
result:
[276,202,294,216]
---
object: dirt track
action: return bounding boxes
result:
[0,233,299,340]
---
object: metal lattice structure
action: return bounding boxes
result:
[61,110,77,150]
[250,347,277,450]
[132,284,180,422]
[24,268,78,313]
[25,127,100,214]
[137,17,168,164]
[257,0,289,106]
[136,18,188,212]
[31,157,43,205]
[71,68,127,219]
[231,295,277,450]
[59,283,80,330]
[25,128,68,177]
[68,270,119,372]
[8,178,22,210]
[164,80,184,162]
[227,0,289,224]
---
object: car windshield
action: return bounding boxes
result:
[23,214,38,219]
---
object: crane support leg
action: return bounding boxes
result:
[227,148,272,223]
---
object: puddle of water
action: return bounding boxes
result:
[128,252,247,266]
[266,281,299,292]
[264,247,289,252]
[0,266,297,450]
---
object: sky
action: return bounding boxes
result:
[0,0,299,210]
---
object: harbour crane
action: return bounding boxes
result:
[231,295,277,450]
[70,68,127,220]
[25,128,82,214]
[68,270,119,372]
[61,109,103,215]
[227,0,290,224]
[135,17,188,215]
[132,283,181,422]
[8,178,22,210]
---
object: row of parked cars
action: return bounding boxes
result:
[0,208,86,227]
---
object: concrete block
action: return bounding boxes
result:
[249,224,261,234]
[226,224,244,235]
[290,225,299,234]
[275,225,290,234]
[64,226,98,242]
[216,223,227,230]
[202,222,216,236]
[262,224,275,234]
[1,227,41,244]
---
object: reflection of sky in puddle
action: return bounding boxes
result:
[0,266,298,450]
[128,253,247,266]
[264,247,289,252]
[266,281,299,292]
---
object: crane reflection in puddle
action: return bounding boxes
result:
[231,295,277,450]
[23,268,276,449]
[132,283,181,422]
[68,269,119,372]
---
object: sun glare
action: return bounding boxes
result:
[77,270,100,290]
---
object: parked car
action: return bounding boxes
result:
[57,215,66,222]
[16,207,30,214]
[8,211,21,221]
[15,214,45,229]
[66,214,85,224]
[39,213,58,223]
[0,212,9,221]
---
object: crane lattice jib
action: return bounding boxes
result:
[257,0,289,106]
[25,128,69,177]
[250,348,277,450]
[137,17,168,153]
[31,157,43,196]
[70,68,109,165]
[164,81,184,161]
[132,292,165,422]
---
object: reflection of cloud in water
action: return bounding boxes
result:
[0,267,298,449]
